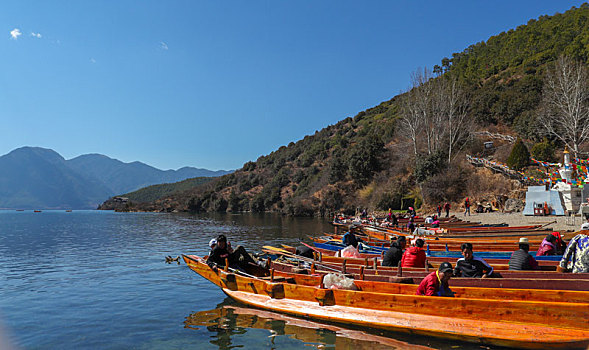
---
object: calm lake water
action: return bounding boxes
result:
[0,211,489,350]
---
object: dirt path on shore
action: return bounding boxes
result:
[447,211,584,233]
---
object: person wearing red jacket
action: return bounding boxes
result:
[415,262,455,297]
[401,238,426,268]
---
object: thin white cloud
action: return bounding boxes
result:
[160,41,168,50]
[30,32,42,38]
[10,28,21,40]
[90,58,96,64]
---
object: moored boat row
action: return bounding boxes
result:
[183,254,589,349]
[183,216,589,349]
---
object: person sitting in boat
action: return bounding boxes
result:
[206,234,261,272]
[407,217,415,233]
[536,234,558,256]
[558,231,589,273]
[401,238,426,268]
[431,218,440,228]
[342,227,363,248]
[425,216,433,224]
[295,245,315,259]
[508,238,539,271]
[550,231,567,254]
[382,236,406,267]
[454,243,493,278]
[416,261,455,297]
[391,213,399,228]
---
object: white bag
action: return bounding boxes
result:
[322,273,358,290]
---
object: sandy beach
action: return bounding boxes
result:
[447,211,585,233]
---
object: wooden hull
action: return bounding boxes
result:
[271,260,589,291]
[183,254,589,349]
[268,263,589,303]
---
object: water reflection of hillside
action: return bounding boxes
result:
[184,299,439,350]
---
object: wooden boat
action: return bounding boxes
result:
[322,232,548,246]
[34,210,42,213]
[311,235,548,254]
[276,244,560,268]
[183,254,589,349]
[267,262,589,303]
[350,225,556,241]
[311,240,562,261]
[270,260,589,291]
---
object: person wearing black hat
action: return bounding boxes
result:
[206,234,261,271]
[415,261,455,297]
[382,236,406,267]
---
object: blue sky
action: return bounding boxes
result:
[1,1,585,170]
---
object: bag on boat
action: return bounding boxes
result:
[322,273,358,290]
[340,245,361,258]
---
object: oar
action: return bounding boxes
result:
[535,220,557,230]
[206,260,260,279]
[300,241,321,252]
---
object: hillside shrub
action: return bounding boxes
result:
[531,138,556,162]
[422,168,467,204]
[250,194,265,212]
[376,192,402,211]
[507,138,530,170]
[243,161,256,171]
[346,137,384,185]
[328,157,347,184]
[414,151,447,183]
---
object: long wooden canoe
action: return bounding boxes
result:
[183,254,589,349]
[283,243,560,267]
[266,264,589,303]
[270,260,589,291]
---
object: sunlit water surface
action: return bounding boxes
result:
[0,211,492,349]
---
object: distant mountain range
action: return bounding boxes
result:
[0,146,232,209]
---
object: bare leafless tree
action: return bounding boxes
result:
[399,68,472,163]
[539,55,589,158]
[399,69,431,157]
[445,77,472,162]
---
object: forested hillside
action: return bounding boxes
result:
[118,4,589,215]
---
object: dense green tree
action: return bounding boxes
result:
[328,156,347,184]
[346,137,384,185]
[507,138,531,170]
[414,151,447,183]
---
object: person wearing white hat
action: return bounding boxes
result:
[206,234,263,271]
[508,237,539,270]
[208,238,217,255]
